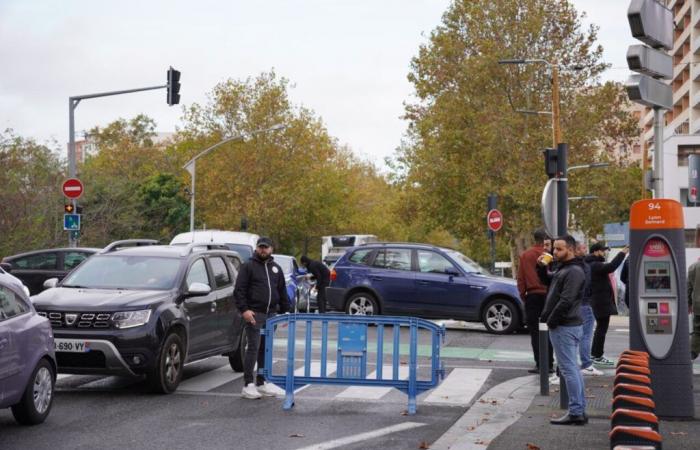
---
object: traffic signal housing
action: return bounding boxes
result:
[64,204,75,213]
[543,148,558,179]
[167,67,181,106]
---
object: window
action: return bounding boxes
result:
[209,257,231,288]
[62,256,181,290]
[226,255,241,271]
[186,259,210,287]
[64,251,92,270]
[348,249,374,265]
[417,250,457,274]
[372,248,411,271]
[0,286,28,321]
[13,252,58,270]
[677,145,700,167]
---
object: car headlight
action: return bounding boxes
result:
[112,309,152,329]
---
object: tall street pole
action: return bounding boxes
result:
[551,64,561,148]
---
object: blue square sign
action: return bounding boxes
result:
[63,214,81,231]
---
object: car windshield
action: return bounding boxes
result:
[445,250,487,274]
[61,255,182,290]
[273,255,294,276]
[228,244,253,261]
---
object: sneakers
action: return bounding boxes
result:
[257,382,285,397]
[581,365,604,376]
[549,374,560,385]
[241,383,262,399]
[592,356,614,367]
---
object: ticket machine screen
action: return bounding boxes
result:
[644,261,671,292]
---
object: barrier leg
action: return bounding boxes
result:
[284,318,296,410]
[408,319,418,415]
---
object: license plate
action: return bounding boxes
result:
[54,338,91,353]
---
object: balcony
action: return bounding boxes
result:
[693,91,700,109]
[693,34,700,55]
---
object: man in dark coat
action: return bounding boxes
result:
[300,255,331,313]
[586,243,628,366]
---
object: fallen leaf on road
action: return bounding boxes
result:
[474,439,490,446]
[526,443,541,450]
[484,412,491,415]
[401,410,409,416]
[418,442,430,449]
[466,426,476,431]
[289,434,305,438]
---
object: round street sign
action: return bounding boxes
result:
[62,178,84,199]
[487,209,503,232]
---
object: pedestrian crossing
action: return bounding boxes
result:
[54,357,493,408]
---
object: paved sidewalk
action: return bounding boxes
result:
[488,372,700,450]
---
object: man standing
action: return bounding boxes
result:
[517,229,554,373]
[576,243,603,377]
[539,235,587,425]
[300,255,331,313]
[687,260,700,360]
[588,243,628,367]
[234,237,290,399]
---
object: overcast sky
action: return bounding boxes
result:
[0,0,629,168]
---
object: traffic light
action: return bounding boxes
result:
[167,67,181,106]
[64,204,75,213]
[543,148,558,179]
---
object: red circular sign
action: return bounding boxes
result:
[487,209,503,232]
[62,178,84,199]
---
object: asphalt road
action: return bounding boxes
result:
[0,319,633,450]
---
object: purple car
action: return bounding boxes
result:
[0,275,56,425]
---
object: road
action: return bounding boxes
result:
[0,319,634,450]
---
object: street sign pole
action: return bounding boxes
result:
[487,194,497,274]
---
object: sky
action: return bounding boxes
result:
[0,0,630,169]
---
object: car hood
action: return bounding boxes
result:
[32,287,173,310]
[473,273,517,286]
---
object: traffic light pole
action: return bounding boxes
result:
[653,107,664,198]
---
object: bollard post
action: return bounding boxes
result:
[538,322,549,395]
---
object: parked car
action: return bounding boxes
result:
[1,247,100,295]
[327,242,524,334]
[322,234,378,266]
[31,240,246,394]
[0,278,56,425]
[170,230,259,261]
[0,265,30,297]
[272,254,301,307]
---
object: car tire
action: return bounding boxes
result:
[228,331,246,372]
[11,358,55,425]
[148,332,184,394]
[345,292,379,316]
[481,298,520,335]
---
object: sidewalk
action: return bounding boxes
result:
[488,371,700,450]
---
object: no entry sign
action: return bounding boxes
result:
[487,209,503,232]
[62,178,84,199]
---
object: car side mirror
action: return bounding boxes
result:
[1,262,13,272]
[445,268,460,277]
[43,278,59,289]
[187,282,211,297]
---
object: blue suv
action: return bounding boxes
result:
[326,243,524,334]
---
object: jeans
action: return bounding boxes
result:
[243,312,272,386]
[549,325,586,416]
[524,294,553,369]
[591,315,610,359]
[579,304,594,369]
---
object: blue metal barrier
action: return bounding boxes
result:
[263,313,446,414]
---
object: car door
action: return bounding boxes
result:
[414,250,481,319]
[206,256,236,349]
[0,285,30,403]
[368,247,415,314]
[8,252,60,295]
[183,258,217,357]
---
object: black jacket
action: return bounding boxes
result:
[540,258,585,328]
[586,252,625,318]
[581,257,592,305]
[306,259,330,286]
[620,258,630,308]
[234,254,289,314]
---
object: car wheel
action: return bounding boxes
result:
[148,332,184,394]
[345,292,378,315]
[228,330,246,372]
[11,358,55,425]
[482,298,520,335]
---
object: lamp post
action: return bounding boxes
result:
[182,124,285,233]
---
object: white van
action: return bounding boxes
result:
[321,234,378,266]
[170,230,260,261]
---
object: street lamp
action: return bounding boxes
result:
[182,124,285,233]
[569,162,610,171]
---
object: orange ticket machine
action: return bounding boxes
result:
[629,199,694,418]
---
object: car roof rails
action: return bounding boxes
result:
[178,243,231,256]
[100,239,161,254]
[358,242,438,249]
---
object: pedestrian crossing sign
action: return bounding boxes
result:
[64,214,81,231]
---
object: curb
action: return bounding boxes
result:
[429,375,538,450]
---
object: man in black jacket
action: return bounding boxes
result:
[539,235,587,425]
[234,236,290,399]
[587,243,628,367]
[300,255,331,313]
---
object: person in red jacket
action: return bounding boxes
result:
[517,228,554,373]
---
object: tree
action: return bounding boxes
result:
[393,0,641,264]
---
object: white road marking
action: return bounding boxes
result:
[335,365,410,400]
[294,422,427,450]
[424,368,491,405]
[294,361,337,393]
[614,328,630,333]
[178,365,243,392]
